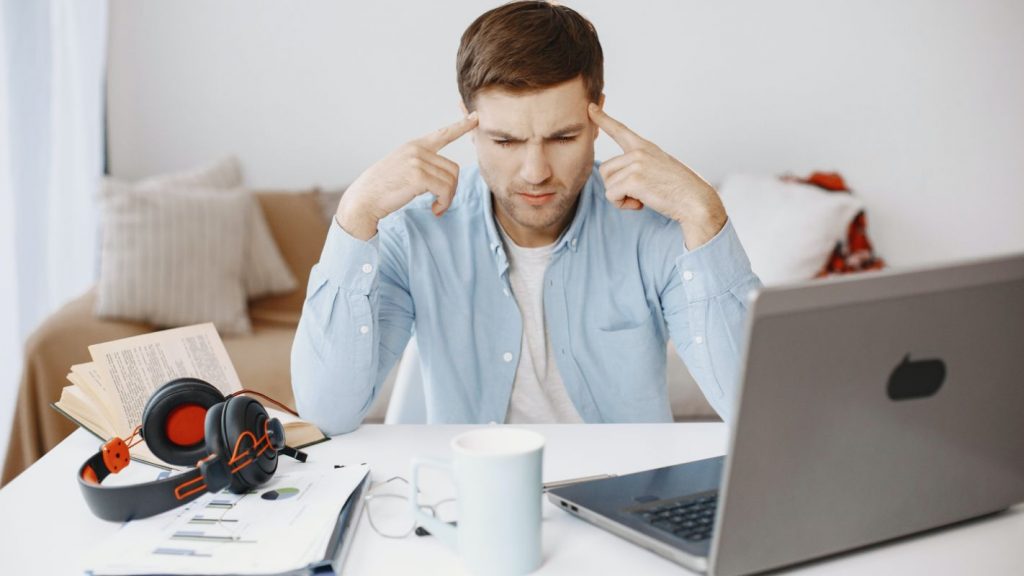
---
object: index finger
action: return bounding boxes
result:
[419,112,479,153]
[588,103,646,152]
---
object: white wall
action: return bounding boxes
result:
[107,0,1024,268]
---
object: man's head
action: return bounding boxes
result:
[457,1,605,247]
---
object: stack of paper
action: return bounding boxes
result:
[82,463,369,575]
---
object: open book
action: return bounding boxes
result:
[52,323,327,471]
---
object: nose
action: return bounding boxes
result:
[519,143,552,186]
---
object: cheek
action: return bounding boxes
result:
[478,146,521,176]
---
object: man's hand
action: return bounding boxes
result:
[336,112,479,240]
[589,103,727,250]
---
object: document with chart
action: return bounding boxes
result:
[82,463,370,575]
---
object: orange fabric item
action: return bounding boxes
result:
[804,171,848,192]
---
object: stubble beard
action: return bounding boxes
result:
[483,162,593,239]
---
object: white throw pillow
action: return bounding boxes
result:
[102,156,296,299]
[96,187,253,335]
[719,174,864,286]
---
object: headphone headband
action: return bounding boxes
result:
[78,446,212,522]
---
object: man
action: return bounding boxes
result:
[292,1,762,435]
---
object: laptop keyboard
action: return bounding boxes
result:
[631,491,718,543]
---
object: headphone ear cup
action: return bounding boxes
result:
[141,378,225,466]
[221,396,278,492]
[204,401,227,465]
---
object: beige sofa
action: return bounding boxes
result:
[1,189,713,486]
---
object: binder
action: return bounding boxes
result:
[296,470,371,576]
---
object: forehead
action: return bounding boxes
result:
[474,77,590,137]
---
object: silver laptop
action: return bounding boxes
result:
[548,252,1024,575]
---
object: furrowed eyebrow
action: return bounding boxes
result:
[483,130,525,141]
[547,123,586,138]
[483,123,586,141]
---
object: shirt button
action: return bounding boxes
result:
[361,263,373,274]
[503,352,513,362]
[359,325,369,334]
[694,335,704,345]
[570,238,577,248]
[683,270,694,281]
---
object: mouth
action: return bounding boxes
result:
[517,192,556,206]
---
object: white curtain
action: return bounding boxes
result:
[0,0,107,472]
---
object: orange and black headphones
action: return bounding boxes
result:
[78,377,308,522]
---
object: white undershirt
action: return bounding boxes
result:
[498,225,584,424]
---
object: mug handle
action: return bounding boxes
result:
[410,457,458,549]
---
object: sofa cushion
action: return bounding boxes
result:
[249,190,330,324]
[96,186,253,334]
[102,156,297,300]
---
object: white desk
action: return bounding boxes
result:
[1,425,1022,575]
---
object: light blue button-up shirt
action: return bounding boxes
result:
[292,163,762,435]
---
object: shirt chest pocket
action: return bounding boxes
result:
[590,313,668,415]
[596,312,661,354]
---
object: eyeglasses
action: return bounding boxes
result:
[363,476,457,539]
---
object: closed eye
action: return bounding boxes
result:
[493,136,577,147]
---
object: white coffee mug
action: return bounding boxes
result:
[411,427,545,576]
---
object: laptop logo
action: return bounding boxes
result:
[887,354,946,400]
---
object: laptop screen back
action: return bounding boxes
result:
[710,253,1024,576]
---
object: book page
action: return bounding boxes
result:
[89,323,243,437]
[70,362,120,430]
[56,385,115,438]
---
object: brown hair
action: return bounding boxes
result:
[457,1,604,110]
